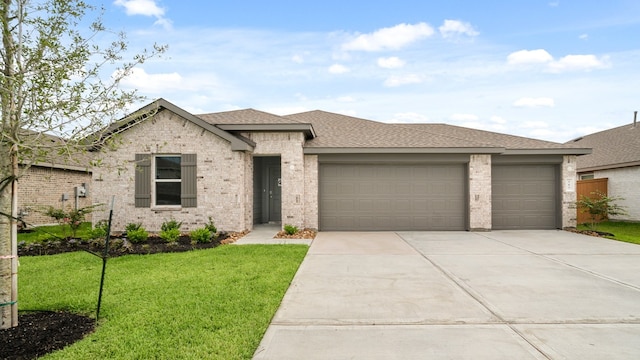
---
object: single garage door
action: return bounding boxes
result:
[492,164,558,229]
[319,163,466,231]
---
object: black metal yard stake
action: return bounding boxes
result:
[96,196,115,321]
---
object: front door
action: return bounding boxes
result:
[268,166,281,222]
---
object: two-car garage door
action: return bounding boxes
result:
[319,163,466,231]
[318,157,561,231]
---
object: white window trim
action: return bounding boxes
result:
[152,154,182,209]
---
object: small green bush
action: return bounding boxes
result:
[90,220,109,239]
[159,228,181,243]
[283,224,298,235]
[127,228,149,244]
[190,227,212,244]
[125,222,142,232]
[161,218,182,232]
[205,217,217,234]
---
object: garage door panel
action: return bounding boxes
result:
[492,164,558,230]
[320,163,466,231]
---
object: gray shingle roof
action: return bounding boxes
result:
[198,109,303,125]
[566,122,640,171]
[196,107,589,154]
[286,110,586,153]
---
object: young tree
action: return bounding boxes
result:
[0,0,165,328]
[576,190,628,231]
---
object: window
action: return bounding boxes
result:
[155,156,181,206]
[580,173,594,180]
[135,153,197,208]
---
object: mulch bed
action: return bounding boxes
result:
[0,311,95,360]
[568,229,615,238]
[274,228,317,239]
[18,231,248,257]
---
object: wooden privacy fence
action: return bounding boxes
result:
[576,178,608,225]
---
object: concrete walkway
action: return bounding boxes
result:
[253,230,640,359]
[232,224,313,245]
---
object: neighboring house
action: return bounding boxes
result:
[91,99,590,233]
[567,121,640,221]
[18,163,92,226]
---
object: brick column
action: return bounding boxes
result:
[561,155,578,229]
[469,154,492,231]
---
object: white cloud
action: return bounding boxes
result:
[391,112,429,123]
[114,0,171,29]
[507,49,610,73]
[513,97,555,108]
[377,56,406,69]
[384,74,422,87]
[291,54,304,64]
[520,120,549,129]
[114,0,164,17]
[342,23,434,51]
[547,54,610,73]
[450,113,479,122]
[118,68,183,93]
[328,64,350,74]
[439,19,479,39]
[579,33,589,40]
[507,49,553,65]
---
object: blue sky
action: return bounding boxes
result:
[101,0,640,142]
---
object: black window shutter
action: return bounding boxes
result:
[181,154,197,208]
[134,154,151,208]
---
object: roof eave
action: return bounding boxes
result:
[303,147,506,155]
[217,123,317,139]
[501,148,592,155]
[577,160,640,172]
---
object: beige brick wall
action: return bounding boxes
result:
[92,110,248,232]
[468,154,491,231]
[594,166,640,221]
[18,166,92,226]
[561,155,578,229]
[304,155,319,230]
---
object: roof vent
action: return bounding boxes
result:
[634,111,638,128]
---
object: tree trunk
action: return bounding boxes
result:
[0,145,16,329]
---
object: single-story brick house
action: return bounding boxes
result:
[91,99,590,232]
[567,120,640,221]
[17,132,92,226]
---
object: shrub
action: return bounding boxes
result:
[90,220,109,239]
[161,218,182,232]
[190,227,212,244]
[205,217,217,234]
[44,204,103,238]
[283,224,298,235]
[159,228,181,243]
[125,222,143,232]
[576,190,628,231]
[128,228,149,244]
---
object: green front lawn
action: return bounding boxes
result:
[577,221,640,245]
[20,244,308,359]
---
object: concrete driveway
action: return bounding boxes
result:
[253,230,640,359]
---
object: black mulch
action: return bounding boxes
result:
[0,311,95,360]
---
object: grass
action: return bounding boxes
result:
[19,244,308,359]
[577,220,640,245]
[18,222,93,244]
